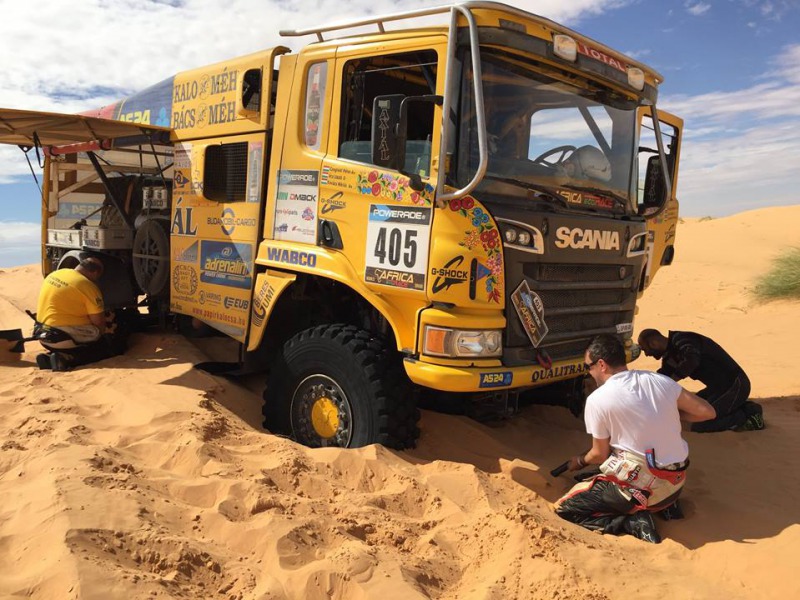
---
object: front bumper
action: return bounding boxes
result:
[403,355,587,392]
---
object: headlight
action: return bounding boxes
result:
[497,220,543,254]
[423,326,503,358]
[553,34,577,62]
[627,67,645,91]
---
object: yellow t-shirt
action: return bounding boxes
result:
[36,268,104,327]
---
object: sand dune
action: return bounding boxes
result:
[0,205,798,599]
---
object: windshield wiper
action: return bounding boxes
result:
[481,174,570,208]
[559,184,630,210]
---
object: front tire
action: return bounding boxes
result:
[262,324,418,449]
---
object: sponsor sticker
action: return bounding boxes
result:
[251,281,274,328]
[207,207,257,236]
[172,265,199,295]
[365,204,431,291]
[321,191,346,214]
[199,241,253,289]
[530,362,587,384]
[616,322,633,334]
[246,142,263,203]
[431,255,469,294]
[511,280,548,347]
[198,290,222,306]
[273,170,319,243]
[266,247,317,267]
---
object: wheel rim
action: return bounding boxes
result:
[291,374,353,447]
[134,234,164,285]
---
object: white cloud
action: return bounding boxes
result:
[686,2,712,16]
[773,43,800,83]
[0,221,39,246]
[0,221,40,268]
[660,44,800,216]
[625,48,652,60]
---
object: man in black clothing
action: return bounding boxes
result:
[637,329,764,432]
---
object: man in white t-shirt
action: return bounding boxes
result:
[554,334,715,543]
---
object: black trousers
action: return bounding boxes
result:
[555,477,682,534]
[58,335,126,368]
[43,326,129,369]
[691,371,760,432]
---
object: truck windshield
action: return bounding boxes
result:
[454,48,639,212]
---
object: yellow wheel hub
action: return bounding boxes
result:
[310,396,340,439]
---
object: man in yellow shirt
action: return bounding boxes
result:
[35,257,124,371]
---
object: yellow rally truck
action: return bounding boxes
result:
[0,2,682,448]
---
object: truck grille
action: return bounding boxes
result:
[504,262,637,365]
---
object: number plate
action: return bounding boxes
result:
[364,204,431,290]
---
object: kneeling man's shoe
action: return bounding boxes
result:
[50,353,70,372]
[36,353,52,370]
[734,414,765,432]
[623,512,662,544]
[658,499,684,521]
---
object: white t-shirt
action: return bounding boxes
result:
[584,369,688,465]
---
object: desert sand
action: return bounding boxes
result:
[0,205,798,600]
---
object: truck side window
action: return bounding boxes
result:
[305,62,327,150]
[339,50,437,176]
[242,68,262,112]
[204,142,248,202]
[637,115,678,210]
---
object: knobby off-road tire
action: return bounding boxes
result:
[132,219,170,298]
[262,324,419,449]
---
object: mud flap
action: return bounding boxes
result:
[246,270,296,352]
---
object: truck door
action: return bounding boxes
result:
[323,43,445,308]
[637,108,683,291]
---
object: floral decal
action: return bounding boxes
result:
[356,170,433,206]
[454,196,504,303]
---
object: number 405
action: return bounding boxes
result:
[374,227,417,268]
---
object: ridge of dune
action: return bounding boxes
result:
[1,204,798,599]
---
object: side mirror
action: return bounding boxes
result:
[371,95,404,170]
[371,94,442,191]
[640,154,666,215]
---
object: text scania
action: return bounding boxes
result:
[266,247,317,267]
[554,227,620,251]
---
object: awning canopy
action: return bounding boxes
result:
[0,108,171,149]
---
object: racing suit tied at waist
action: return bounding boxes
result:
[599,448,688,508]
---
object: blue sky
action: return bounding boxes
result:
[1,0,798,267]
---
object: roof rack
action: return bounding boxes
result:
[280,2,459,42]
[279,1,658,80]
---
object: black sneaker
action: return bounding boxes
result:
[658,499,684,521]
[623,512,662,544]
[50,353,70,372]
[36,353,52,370]
[735,413,765,431]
